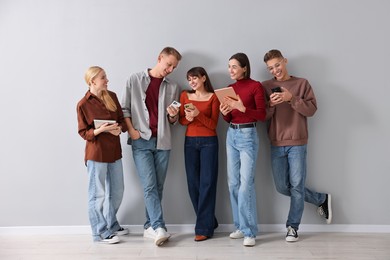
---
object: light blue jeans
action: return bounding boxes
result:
[87,159,124,242]
[271,145,326,230]
[226,127,259,238]
[131,137,170,230]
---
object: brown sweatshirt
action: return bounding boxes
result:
[262,76,317,146]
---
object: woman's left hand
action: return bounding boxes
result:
[184,106,199,118]
[224,95,246,113]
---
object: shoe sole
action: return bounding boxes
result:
[230,233,244,239]
[326,194,332,224]
[155,236,169,246]
[285,237,299,242]
[99,236,120,244]
[230,235,244,239]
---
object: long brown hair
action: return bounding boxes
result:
[186,67,214,93]
[84,66,117,112]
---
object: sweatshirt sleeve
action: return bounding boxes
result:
[290,80,317,117]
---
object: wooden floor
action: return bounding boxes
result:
[1,232,389,260]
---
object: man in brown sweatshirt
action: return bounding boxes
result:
[262,49,332,242]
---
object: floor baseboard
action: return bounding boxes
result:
[1,224,389,235]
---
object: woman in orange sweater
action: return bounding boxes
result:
[179,67,220,242]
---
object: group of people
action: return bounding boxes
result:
[76,47,332,247]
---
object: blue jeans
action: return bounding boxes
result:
[132,137,170,230]
[87,159,124,241]
[271,145,326,230]
[226,127,259,238]
[184,136,219,237]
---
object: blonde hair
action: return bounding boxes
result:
[160,46,182,61]
[84,66,117,112]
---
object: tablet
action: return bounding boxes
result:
[214,87,238,104]
[94,119,116,129]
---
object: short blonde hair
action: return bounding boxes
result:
[160,47,182,61]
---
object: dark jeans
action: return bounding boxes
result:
[184,136,219,236]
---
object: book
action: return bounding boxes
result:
[214,87,238,104]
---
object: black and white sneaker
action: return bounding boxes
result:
[115,227,129,236]
[285,226,298,242]
[100,234,120,244]
[317,194,332,224]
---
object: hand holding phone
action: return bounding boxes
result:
[184,103,195,110]
[167,100,180,120]
[271,86,282,93]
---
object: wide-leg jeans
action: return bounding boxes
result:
[87,159,124,241]
[184,136,219,237]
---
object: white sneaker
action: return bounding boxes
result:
[229,230,244,239]
[99,234,120,244]
[143,227,156,239]
[243,237,256,247]
[155,227,170,246]
[114,227,129,236]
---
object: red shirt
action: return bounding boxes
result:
[145,75,163,137]
[179,91,220,137]
[222,78,266,124]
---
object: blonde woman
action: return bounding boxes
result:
[77,66,128,244]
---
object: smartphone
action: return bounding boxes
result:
[170,100,181,108]
[184,103,194,109]
[271,86,282,93]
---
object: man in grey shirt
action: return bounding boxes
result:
[121,47,181,246]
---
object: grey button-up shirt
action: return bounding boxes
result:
[121,69,179,150]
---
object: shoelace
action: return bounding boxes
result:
[317,206,325,216]
[287,227,296,236]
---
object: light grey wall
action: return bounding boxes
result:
[1,0,389,227]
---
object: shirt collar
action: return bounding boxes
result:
[142,69,169,83]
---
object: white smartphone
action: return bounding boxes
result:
[170,100,181,108]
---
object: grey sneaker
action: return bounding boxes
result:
[317,194,332,224]
[229,230,244,239]
[143,227,156,239]
[285,226,298,242]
